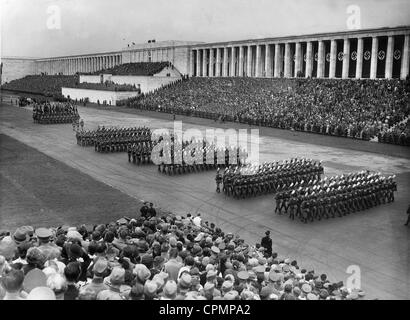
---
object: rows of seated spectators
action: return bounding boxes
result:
[1,75,78,97]
[87,62,172,76]
[130,77,410,143]
[0,205,365,300]
[71,81,140,92]
[378,118,410,146]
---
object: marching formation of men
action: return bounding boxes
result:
[76,126,151,153]
[156,138,247,175]
[221,158,324,199]
[275,171,397,223]
[128,141,154,164]
[33,102,79,124]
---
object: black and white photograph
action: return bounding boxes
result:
[0,0,409,307]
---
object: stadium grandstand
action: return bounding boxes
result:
[86,62,173,76]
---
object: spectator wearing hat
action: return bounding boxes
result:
[12,227,31,246]
[97,267,126,300]
[12,241,32,266]
[161,280,177,300]
[189,267,202,292]
[23,247,46,275]
[64,262,81,300]
[36,227,61,260]
[1,269,26,300]
[112,228,130,251]
[133,264,151,285]
[164,248,183,282]
[175,273,192,299]
[0,237,17,263]
[46,273,67,300]
[177,255,194,279]
[62,242,91,282]
[82,257,109,296]
[129,283,145,300]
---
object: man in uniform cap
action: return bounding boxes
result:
[161,280,178,300]
[97,267,126,300]
[35,227,61,260]
[260,231,272,257]
[81,258,109,296]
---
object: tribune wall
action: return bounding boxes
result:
[1,58,36,84]
[61,87,140,105]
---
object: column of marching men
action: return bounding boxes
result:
[221,159,324,199]
[76,126,151,153]
[218,158,397,223]
[75,125,397,223]
[33,102,80,124]
[275,171,397,223]
[155,136,248,175]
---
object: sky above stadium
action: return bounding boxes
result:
[1,0,409,58]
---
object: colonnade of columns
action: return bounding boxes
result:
[191,33,410,80]
[38,54,123,75]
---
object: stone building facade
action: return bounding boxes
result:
[1,26,409,84]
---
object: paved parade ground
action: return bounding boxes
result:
[0,93,409,299]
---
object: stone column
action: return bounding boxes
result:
[342,38,350,79]
[356,38,363,79]
[246,45,252,77]
[202,49,208,77]
[190,50,195,76]
[317,41,325,78]
[329,39,337,78]
[255,45,262,77]
[239,46,244,77]
[230,47,236,76]
[265,44,272,77]
[305,42,313,78]
[196,50,201,76]
[370,37,378,79]
[223,47,229,77]
[274,44,281,77]
[216,48,221,77]
[284,43,291,77]
[209,48,214,77]
[384,36,394,79]
[294,42,302,77]
[400,34,409,80]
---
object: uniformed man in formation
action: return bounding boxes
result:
[128,140,154,164]
[33,101,79,124]
[215,168,223,193]
[76,126,151,153]
[157,136,247,175]
[221,158,323,199]
[275,171,397,223]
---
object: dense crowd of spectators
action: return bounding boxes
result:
[378,119,410,146]
[131,77,410,143]
[70,81,140,92]
[0,205,365,300]
[87,62,172,76]
[1,75,78,97]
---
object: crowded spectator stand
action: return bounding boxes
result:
[0,205,367,300]
[125,78,410,146]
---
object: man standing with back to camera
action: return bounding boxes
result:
[261,230,272,257]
